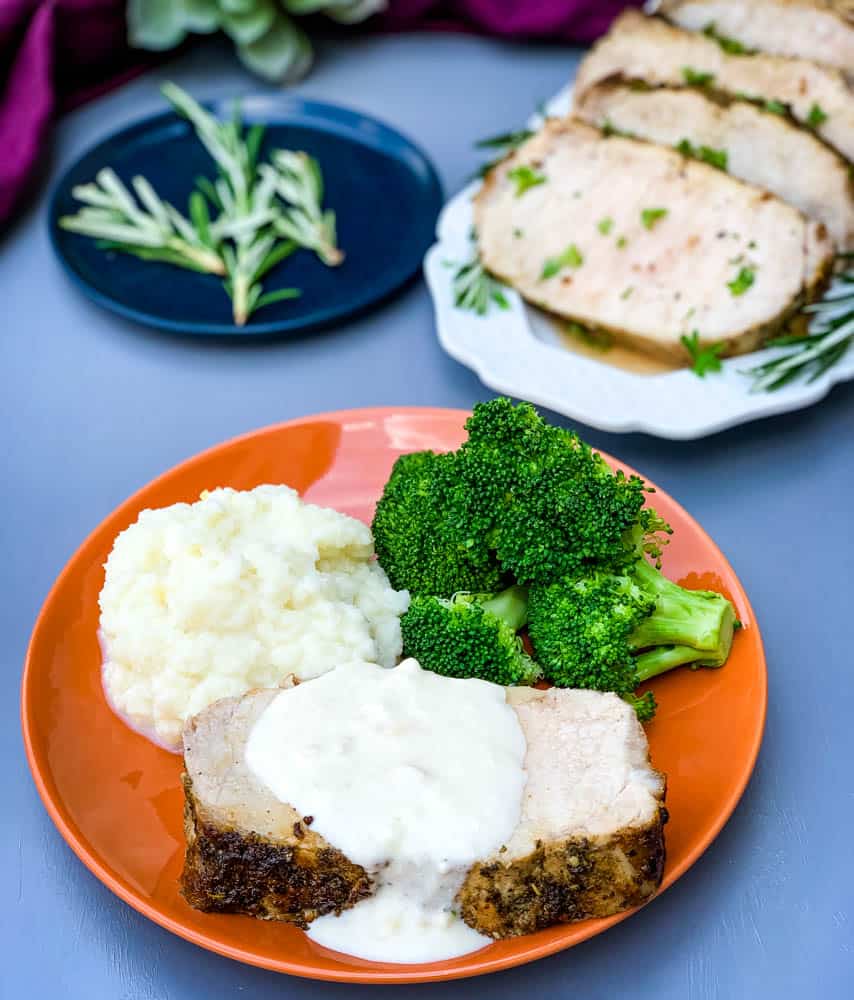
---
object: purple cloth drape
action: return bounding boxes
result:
[0,0,637,227]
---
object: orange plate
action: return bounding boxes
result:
[22,407,766,984]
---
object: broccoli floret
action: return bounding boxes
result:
[371,450,503,596]
[527,558,737,718]
[452,398,671,584]
[400,585,542,686]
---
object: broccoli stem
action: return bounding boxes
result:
[480,585,529,631]
[628,560,736,665]
[635,644,715,681]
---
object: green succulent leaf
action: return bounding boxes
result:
[220,0,276,45]
[127,0,190,49]
[236,13,313,82]
[180,0,220,33]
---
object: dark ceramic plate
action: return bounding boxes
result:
[49,95,443,338]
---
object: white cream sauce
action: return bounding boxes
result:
[245,658,527,963]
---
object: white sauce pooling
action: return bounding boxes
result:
[245,658,527,963]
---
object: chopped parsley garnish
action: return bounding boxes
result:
[702,22,755,55]
[807,103,828,128]
[676,139,728,171]
[513,227,524,239]
[541,244,584,279]
[597,217,614,235]
[507,164,546,197]
[641,207,668,230]
[747,240,757,250]
[616,235,628,249]
[682,66,716,87]
[620,285,634,300]
[763,99,788,116]
[564,320,613,352]
[681,330,725,377]
[727,266,755,296]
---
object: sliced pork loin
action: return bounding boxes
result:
[656,0,854,81]
[458,688,666,937]
[575,11,854,164]
[181,683,666,935]
[473,119,833,363]
[181,686,372,926]
[576,80,854,250]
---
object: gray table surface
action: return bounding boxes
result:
[3,30,853,1000]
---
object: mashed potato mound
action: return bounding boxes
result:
[99,485,410,750]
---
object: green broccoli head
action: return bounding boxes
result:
[528,558,737,719]
[400,585,542,686]
[622,690,658,723]
[452,398,671,585]
[371,450,503,596]
[527,569,655,696]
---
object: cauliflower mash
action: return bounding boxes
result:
[99,485,410,750]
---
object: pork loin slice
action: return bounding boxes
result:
[575,11,854,163]
[181,687,372,926]
[656,0,854,81]
[458,688,666,938]
[180,683,665,935]
[474,119,833,362]
[576,80,854,250]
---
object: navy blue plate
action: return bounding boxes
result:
[49,95,443,338]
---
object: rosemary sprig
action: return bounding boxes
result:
[267,150,343,266]
[163,84,293,325]
[60,83,344,328]
[473,128,535,178]
[59,168,225,275]
[745,268,854,391]
[451,255,510,315]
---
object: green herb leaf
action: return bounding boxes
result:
[254,238,297,280]
[195,175,222,209]
[620,285,634,300]
[676,139,728,171]
[507,164,546,197]
[245,123,266,173]
[597,217,614,235]
[616,235,628,249]
[702,22,756,55]
[255,286,301,309]
[564,320,613,352]
[744,266,854,391]
[473,128,535,178]
[682,66,716,87]
[475,128,535,150]
[641,207,668,230]
[727,266,755,296]
[189,190,213,248]
[763,99,788,116]
[541,244,584,280]
[807,102,828,128]
[681,330,725,377]
[452,254,511,315]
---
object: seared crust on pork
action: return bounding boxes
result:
[576,11,854,163]
[180,684,667,937]
[458,813,667,937]
[180,688,371,925]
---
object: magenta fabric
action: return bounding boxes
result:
[0,0,151,226]
[379,0,639,42]
[0,0,638,227]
